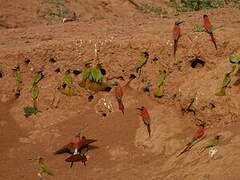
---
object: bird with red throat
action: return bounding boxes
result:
[136,106,151,137]
[172,20,184,57]
[203,14,217,50]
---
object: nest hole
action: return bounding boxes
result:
[49,58,56,63]
[55,68,61,73]
[88,95,94,102]
[100,68,106,75]
[73,69,82,75]
[24,58,31,64]
[104,87,112,92]
[190,57,205,68]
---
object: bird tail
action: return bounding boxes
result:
[70,162,74,168]
[147,125,151,137]
[173,39,178,56]
[176,143,192,158]
[210,32,217,50]
[117,99,124,114]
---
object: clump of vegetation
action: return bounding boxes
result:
[229,54,240,75]
[226,0,240,8]
[215,72,231,96]
[153,70,166,98]
[140,3,167,17]
[79,63,107,92]
[23,71,43,117]
[193,24,223,33]
[127,0,167,17]
[170,0,225,11]
[39,0,70,18]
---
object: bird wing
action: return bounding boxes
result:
[222,73,231,88]
[157,71,166,87]
[80,139,97,148]
[172,26,180,40]
[135,56,148,73]
[32,72,43,85]
[192,128,204,141]
[80,145,99,155]
[204,138,218,149]
[114,87,123,99]
[54,143,75,154]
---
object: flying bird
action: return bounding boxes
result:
[54,134,97,168]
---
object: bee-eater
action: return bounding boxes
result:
[201,135,220,153]
[54,134,96,167]
[135,51,149,78]
[32,71,44,86]
[114,84,124,114]
[203,15,217,50]
[177,123,206,157]
[136,106,151,137]
[38,157,53,176]
[172,20,184,56]
[13,66,22,97]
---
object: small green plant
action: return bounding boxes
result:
[82,66,104,83]
[170,0,225,11]
[153,70,166,98]
[215,72,231,96]
[79,64,107,92]
[229,54,240,75]
[24,106,39,118]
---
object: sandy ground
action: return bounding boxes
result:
[0,1,240,180]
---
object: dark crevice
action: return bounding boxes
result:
[100,68,106,75]
[234,78,240,86]
[49,58,56,63]
[104,87,112,92]
[190,57,205,68]
[55,68,61,73]
[24,58,31,64]
[88,95,94,102]
[73,69,81,75]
